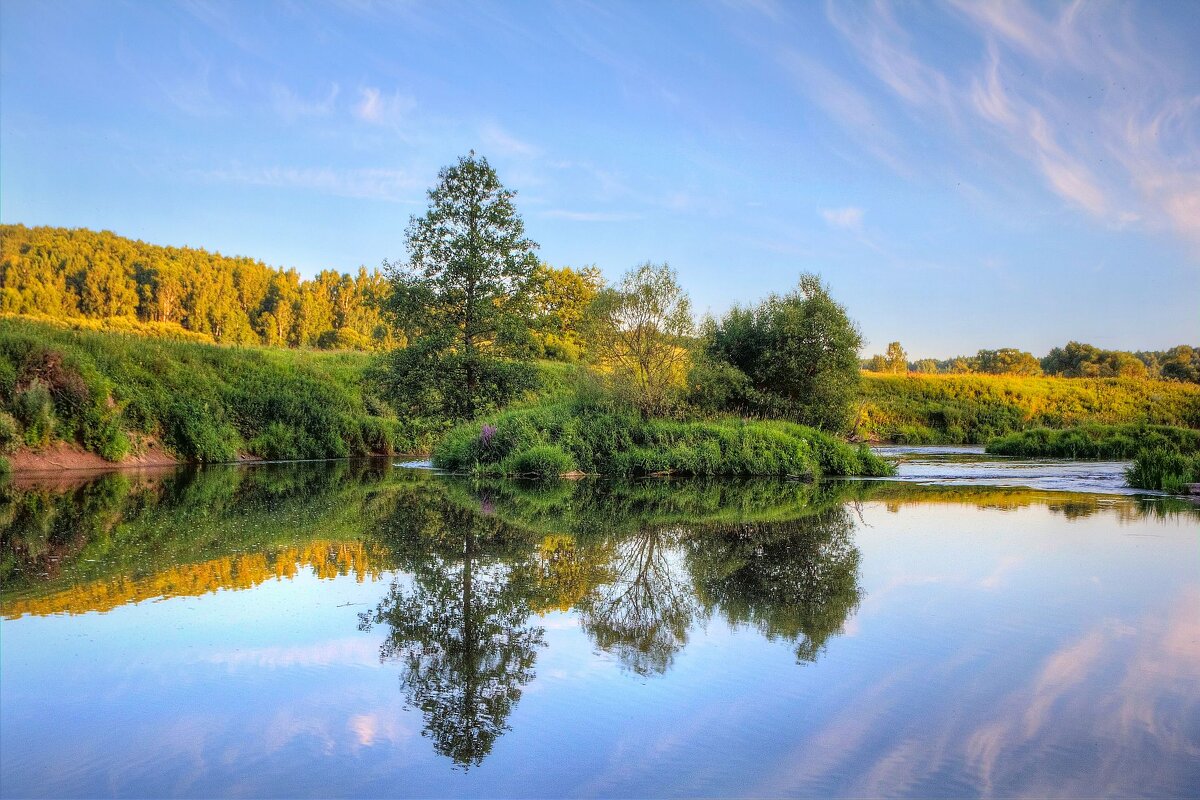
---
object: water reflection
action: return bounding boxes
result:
[2,462,1197,780]
[578,527,697,675]
[357,494,547,769]
[686,506,861,664]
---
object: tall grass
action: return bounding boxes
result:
[1126,448,1200,494]
[433,397,895,479]
[857,372,1200,444]
[985,424,1200,459]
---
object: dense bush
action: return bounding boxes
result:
[703,274,863,432]
[13,381,54,447]
[858,373,1200,444]
[433,397,894,479]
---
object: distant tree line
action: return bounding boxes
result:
[0,224,396,350]
[864,340,1199,383]
[0,223,600,357]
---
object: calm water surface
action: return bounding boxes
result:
[1,455,1197,798]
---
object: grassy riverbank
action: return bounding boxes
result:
[856,372,1200,444]
[0,316,429,466]
[433,398,894,478]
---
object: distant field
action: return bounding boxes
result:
[856,372,1200,444]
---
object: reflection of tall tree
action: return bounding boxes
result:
[578,528,697,675]
[359,498,545,769]
[686,505,862,663]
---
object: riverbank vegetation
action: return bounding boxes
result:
[0,316,431,465]
[985,424,1200,459]
[1126,448,1200,494]
[982,423,1200,494]
[432,396,892,478]
[856,372,1200,444]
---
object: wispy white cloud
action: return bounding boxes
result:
[480,122,539,158]
[776,49,910,176]
[270,82,340,120]
[820,0,1200,250]
[353,86,415,127]
[202,165,422,202]
[821,206,864,230]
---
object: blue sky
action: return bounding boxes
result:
[2,0,1197,357]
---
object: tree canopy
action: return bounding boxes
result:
[704,274,864,431]
[381,153,540,419]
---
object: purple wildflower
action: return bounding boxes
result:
[480,424,497,448]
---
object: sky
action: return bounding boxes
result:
[1,0,1197,358]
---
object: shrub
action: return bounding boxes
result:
[0,411,18,454]
[14,381,55,448]
[502,445,575,478]
[1127,447,1200,494]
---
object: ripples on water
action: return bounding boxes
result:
[0,455,1197,798]
[874,444,1146,495]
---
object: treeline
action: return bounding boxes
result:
[0,224,395,350]
[0,224,604,358]
[864,340,1199,382]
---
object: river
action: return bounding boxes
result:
[1,451,1196,797]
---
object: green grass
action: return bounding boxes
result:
[1126,448,1200,494]
[857,372,1200,444]
[0,316,433,462]
[433,397,895,479]
[985,424,1200,459]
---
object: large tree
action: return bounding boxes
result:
[383,153,540,419]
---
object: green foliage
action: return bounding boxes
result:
[382,153,540,420]
[503,444,576,478]
[1126,447,1200,494]
[858,372,1200,444]
[378,341,539,420]
[1043,341,1151,379]
[13,381,55,448]
[986,424,1200,459]
[0,318,433,463]
[704,274,863,431]
[975,348,1043,376]
[864,342,907,374]
[529,263,605,361]
[0,412,18,454]
[433,397,894,479]
[686,355,752,416]
[0,224,394,350]
[588,262,694,417]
